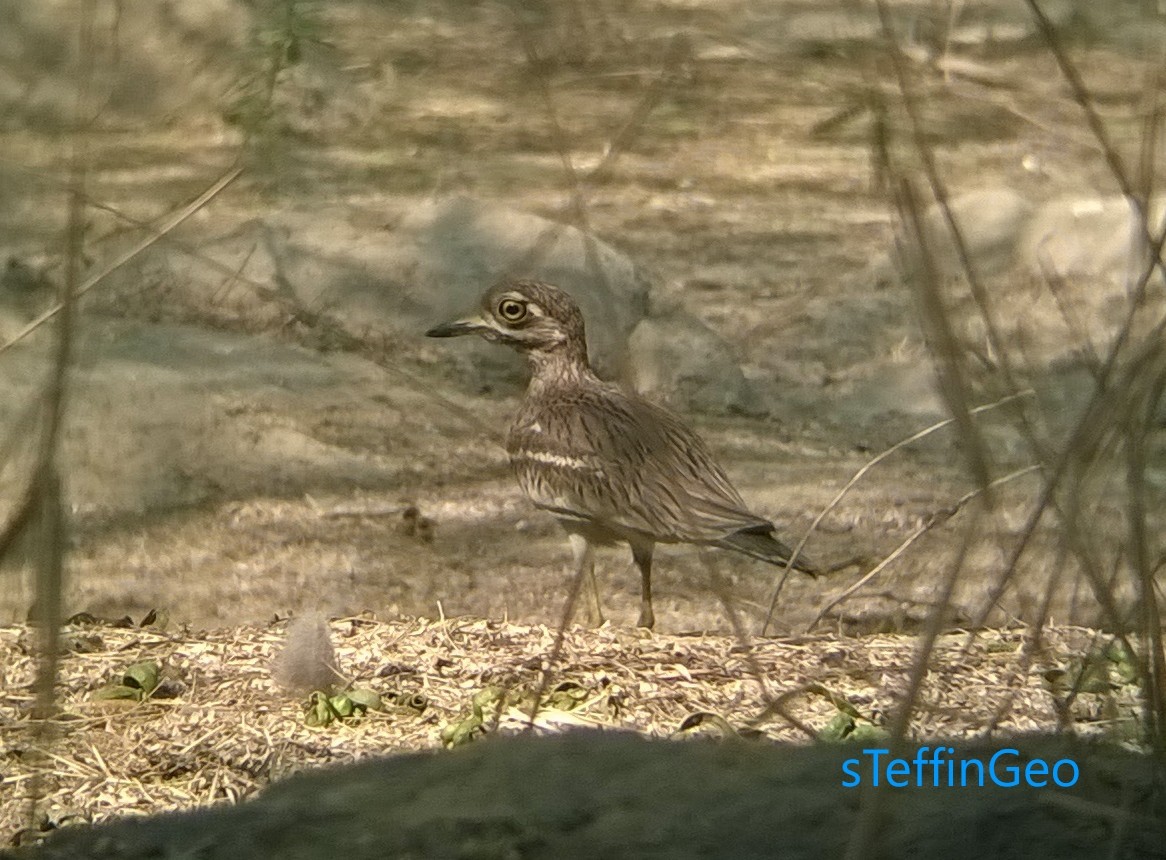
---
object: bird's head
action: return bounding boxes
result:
[426,280,588,363]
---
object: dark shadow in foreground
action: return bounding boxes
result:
[9,732,1164,860]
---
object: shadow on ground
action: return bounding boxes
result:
[12,732,1163,860]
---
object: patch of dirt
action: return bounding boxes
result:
[0,617,1147,847]
[2,1,1165,849]
[2,0,1162,633]
[13,735,1165,860]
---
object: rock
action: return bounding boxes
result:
[198,198,649,387]
[871,189,1166,443]
[1000,194,1166,368]
[1019,194,1162,291]
[0,255,55,341]
[96,196,652,389]
[874,189,1166,371]
[895,187,1034,283]
[0,318,399,516]
[94,197,762,416]
[626,312,760,415]
[395,196,650,384]
[24,732,1165,860]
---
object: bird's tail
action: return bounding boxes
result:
[716,528,819,576]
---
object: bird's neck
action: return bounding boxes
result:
[525,347,597,395]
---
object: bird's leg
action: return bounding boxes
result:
[568,533,603,626]
[630,541,655,629]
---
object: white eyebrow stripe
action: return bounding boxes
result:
[513,450,598,471]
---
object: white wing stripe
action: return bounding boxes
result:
[513,450,597,471]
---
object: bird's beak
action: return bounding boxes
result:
[425,316,489,338]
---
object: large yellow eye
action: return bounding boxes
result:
[497,298,527,323]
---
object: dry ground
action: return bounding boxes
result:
[0,1,1159,634]
[0,615,1147,844]
[1,0,1165,852]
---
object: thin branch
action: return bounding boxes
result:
[701,554,818,739]
[895,172,994,495]
[981,543,1072,736]
[874,0,1023,397]
[762,389,1033,635]
[1022,0,1136,205]
[844,511,979,860]
[1023,0,1166,311]
[807,465,1043,633]
[0,164,244,357]
[506,22,690,285]
[523,546,589,731]
[966,288,1166,633]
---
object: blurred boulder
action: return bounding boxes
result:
[890,187,1033,283]
[111,197,654,387]
[94,197,772,412]
[0,255,55,343]
[1020,194,1161,291]
[396,196,651,384]
[627,311,760,415]
[0,318,398,516]
[876,188,1166,368]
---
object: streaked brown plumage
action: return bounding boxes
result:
[426,279,816,628]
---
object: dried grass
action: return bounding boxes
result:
[0,615,1136,839]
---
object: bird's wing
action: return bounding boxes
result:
[509,386,772,544]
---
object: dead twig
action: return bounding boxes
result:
[0,164,244,358]
[762,390,1033,635]
[807,465,1043,633]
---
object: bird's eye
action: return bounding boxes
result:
[497,299,527,322]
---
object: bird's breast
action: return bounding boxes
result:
[507,413,600,471]
[507,416,609,512]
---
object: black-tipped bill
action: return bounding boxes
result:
[425,318,486,338]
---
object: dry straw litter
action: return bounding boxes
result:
[0,615,1138,840]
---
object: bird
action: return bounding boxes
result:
[426,279,817,629]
